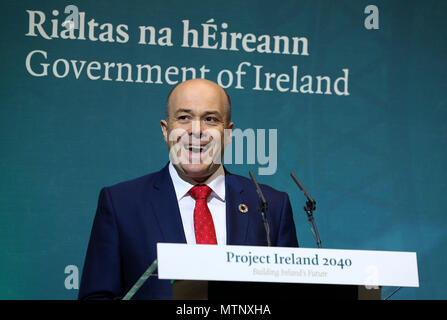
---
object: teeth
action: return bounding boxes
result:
[185,143,212,153]
[187,145,204,153]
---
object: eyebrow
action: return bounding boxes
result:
[174,108,193,115]
[174,109,222,117]
[202,111,221,117]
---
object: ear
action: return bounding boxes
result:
[224,122,234,146]
[160,119,168,144]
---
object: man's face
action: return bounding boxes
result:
[161,80,234,183]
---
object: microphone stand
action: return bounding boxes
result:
[290,172,322,248]
[249,170,271,247]
[122,259,158,300]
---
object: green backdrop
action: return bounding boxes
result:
[1,0,446,299]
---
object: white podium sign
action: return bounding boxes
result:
[157,243,419,288]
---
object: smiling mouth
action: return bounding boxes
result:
[184,144,211,153]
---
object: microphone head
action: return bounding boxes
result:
[290,172,315,204]
[249,170,267,205]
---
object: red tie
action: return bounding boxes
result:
[189,185,217,245]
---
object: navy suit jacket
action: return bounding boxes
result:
[78,164,298,300]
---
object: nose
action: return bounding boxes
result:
[189,119,203,138]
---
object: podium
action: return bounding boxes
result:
[173,280,381,300]
[158,243,418,300]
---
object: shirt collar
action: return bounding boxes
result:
[168,162,226,202]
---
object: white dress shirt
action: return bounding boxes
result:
[168,162,227,245]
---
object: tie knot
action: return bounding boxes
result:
[189,185,212,200]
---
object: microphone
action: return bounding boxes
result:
[249,170,271,247]
[290,172,322,248]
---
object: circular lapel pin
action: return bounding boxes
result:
[238,203,248,213]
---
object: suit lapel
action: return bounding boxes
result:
[149,164,186,244]
[149,165,256,245]
[225,173,250,245]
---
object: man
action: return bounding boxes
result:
[78,79,298,300]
